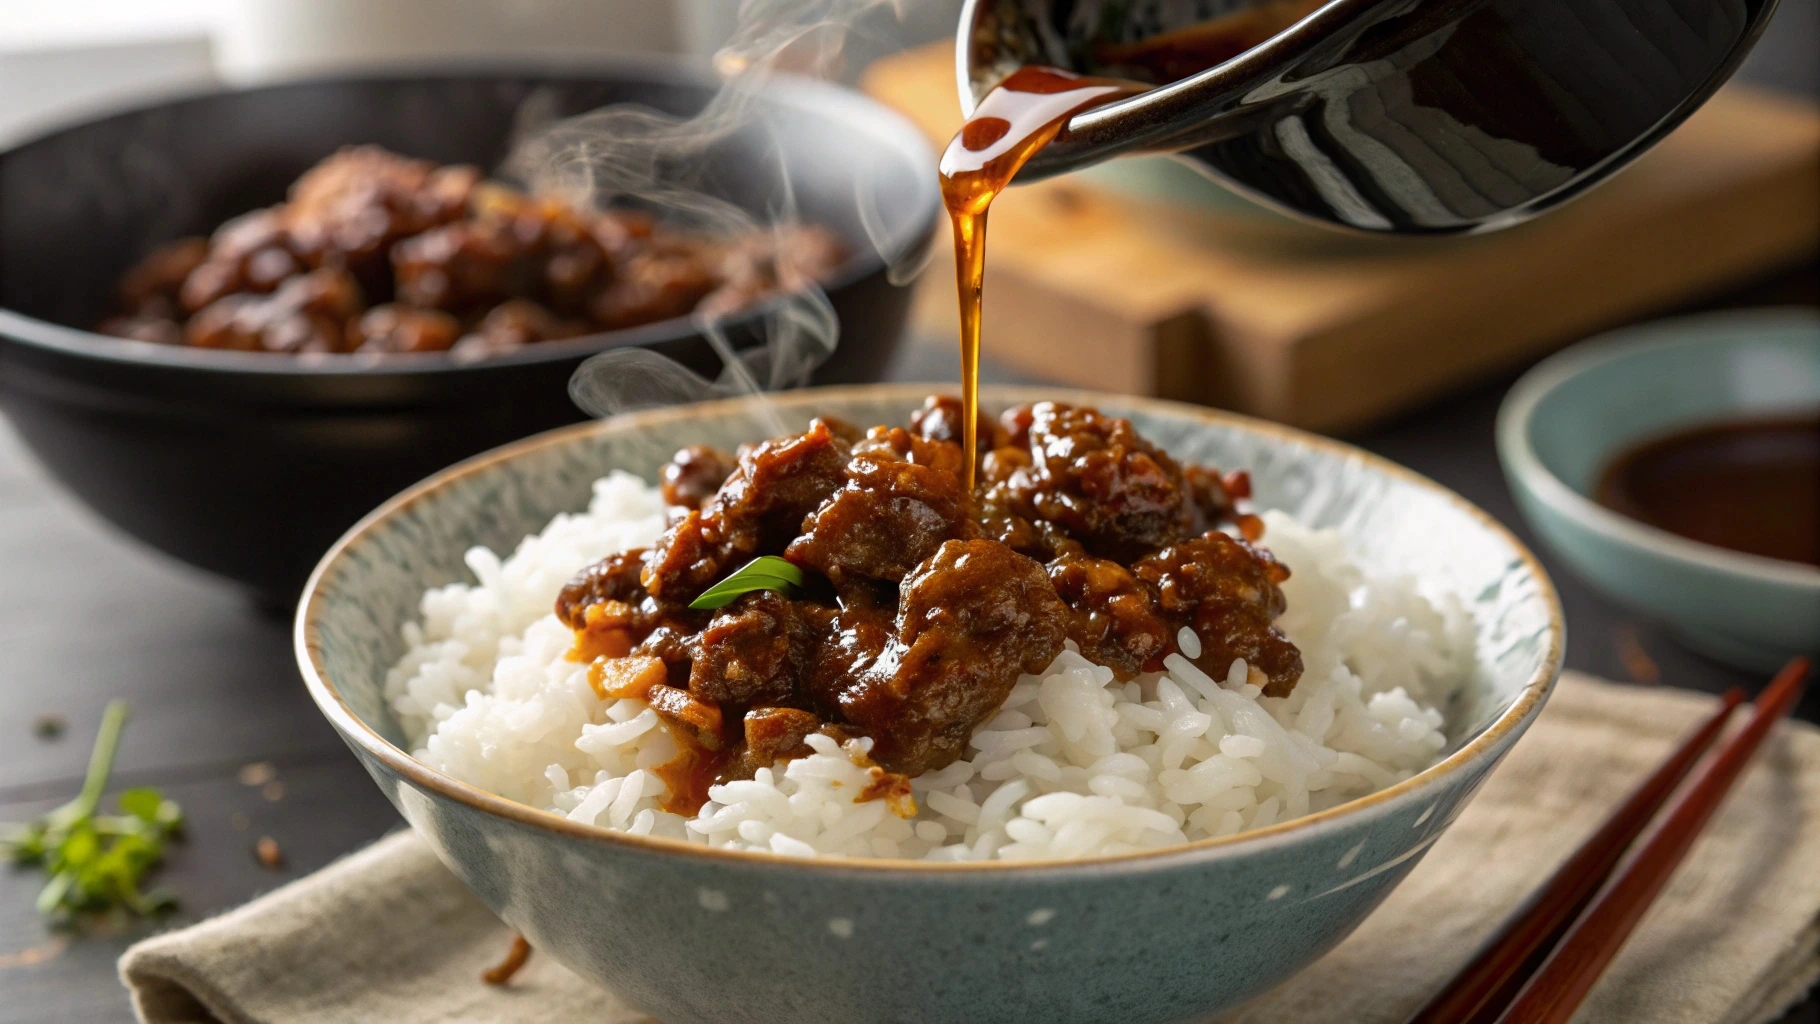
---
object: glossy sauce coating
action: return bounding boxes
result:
[556,398,1302,814]
[1595,415,1820,566]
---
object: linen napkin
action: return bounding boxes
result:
[120,673,1820,1024]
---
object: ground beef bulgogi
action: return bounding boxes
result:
[99,145,846,358]
[555,398,1304,816]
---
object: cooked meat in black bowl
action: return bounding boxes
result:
[0,65,938,607]
[97,143,851,358]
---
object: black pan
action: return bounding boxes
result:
[0,63,940,606]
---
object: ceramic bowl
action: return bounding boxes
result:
[298,385,1562,1024]
[1498,311,1820,672]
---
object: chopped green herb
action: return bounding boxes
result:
[688,556,807,610]
[33,713,66,740]
[3,701,184,922]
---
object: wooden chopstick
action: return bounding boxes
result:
[1404,686,1746,1024]
[1494,656,1812,1024]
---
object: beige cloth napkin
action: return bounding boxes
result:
[120,673,1820,1024]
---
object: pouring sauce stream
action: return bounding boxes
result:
[938,67,1140,488]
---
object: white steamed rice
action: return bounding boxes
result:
[385,471,1476,861]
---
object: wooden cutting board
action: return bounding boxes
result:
[862,44,1820,431]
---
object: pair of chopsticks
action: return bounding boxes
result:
[1407,655,1812,1024]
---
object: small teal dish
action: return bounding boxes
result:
[299,385,1562,1024]
[1498,311,1820,672]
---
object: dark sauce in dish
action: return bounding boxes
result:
[1594,415,1820,567]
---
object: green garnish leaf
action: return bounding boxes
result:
[1,700,184,923]
[4,822,48,863]
[36,871,76,916]
[689,556,807,610]
[60,826,99,869]
[118,788,163,824]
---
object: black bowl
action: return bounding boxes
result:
[0,63,939,606]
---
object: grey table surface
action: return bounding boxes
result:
[4,9,1820,1016]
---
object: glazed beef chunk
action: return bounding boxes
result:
[590,245,720,329]
[660,445,736,511]
[910,394,1001,456]
[390,188,619,328]
[1185,463,1253,536]
[642,419,851,600]
[112,236,208,320]
[692,223,847,316]
[687,590,803,706]
[350,304,462,354]
[179,209,308,313]
[817,539,1067,775]
[786,427,977,587]
[1046,552,1173,679]
[448,300,592,361]
[554,549,648,631]
[550,398,1300,814]
[184,268,364,353]
[285,146,479,288]
[712,418,853,549]
[556,548,707,663]
[1134,531,1302,696]
[974,400,1299,688]
[996,401,1198,559]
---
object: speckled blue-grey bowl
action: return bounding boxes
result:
[1498,311,1820,672]
[298,385,1563,1024]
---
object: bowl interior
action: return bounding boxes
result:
[1523,312,1820,496]
[304,385,1560,856]
[0,65,936,346]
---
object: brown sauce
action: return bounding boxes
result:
[1595,415,1820,566]
[939,67,1141,489]
[652,745,733,817]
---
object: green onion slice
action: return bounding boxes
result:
[688,556,806,610]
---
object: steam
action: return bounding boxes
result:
[507,0,913,433]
